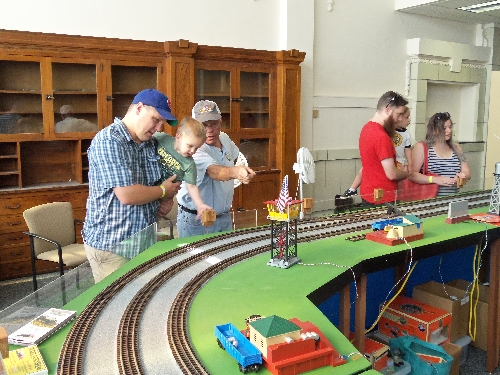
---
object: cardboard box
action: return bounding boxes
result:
[441,341,461,375]
[350,333,389,371]
[412,280,470,342]
[379,296,451,344]
[446,279,489,351]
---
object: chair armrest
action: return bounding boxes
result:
[23,231,64,276]
[164,217,174,239]
[23,231,62,249]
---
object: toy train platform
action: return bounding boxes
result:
[264,200,302,221]
[365,230,424,246]
[470,212,500,226]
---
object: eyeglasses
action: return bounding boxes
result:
[435,112,451,121]
[386,93,402,108]
[202,120,221,129]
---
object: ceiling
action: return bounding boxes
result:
[396,0,500,24]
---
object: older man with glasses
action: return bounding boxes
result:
[176,100,256,238]
[358,91,410,205]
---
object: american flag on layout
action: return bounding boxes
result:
[277,175,289,213]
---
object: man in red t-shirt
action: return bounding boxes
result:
[359,91,409,204]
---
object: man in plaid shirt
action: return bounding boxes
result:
[83,89,181,283]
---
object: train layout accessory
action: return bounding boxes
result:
[489,161,500,215]
[293,147,315,218]
[265,177,301,269]
[366,215,424,246]
[445,200,470,224]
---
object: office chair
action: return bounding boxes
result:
[23,202,87,291]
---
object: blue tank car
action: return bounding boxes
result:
[215,323,262,373]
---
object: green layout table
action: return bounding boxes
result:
[13,207,500,375]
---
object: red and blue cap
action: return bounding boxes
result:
[132,89,178,126]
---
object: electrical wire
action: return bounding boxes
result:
[365,237,417,334]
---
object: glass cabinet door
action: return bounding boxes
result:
[239,71,270,129]
[52,62,98,134]
[196,69,231,129]
[0,59,43,134]
[196,66,273,169]
[110,65,158,121]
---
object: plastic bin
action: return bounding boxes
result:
[453,335,472,365]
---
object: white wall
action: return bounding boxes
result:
[307,1,482,210]
[0,0,282,50]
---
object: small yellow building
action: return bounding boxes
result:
[392,214,424,238]
[248,315,301,358]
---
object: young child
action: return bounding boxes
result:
[343,106,412,197]
[154,117,212,219]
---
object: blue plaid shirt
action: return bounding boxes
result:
[82,118,161,254]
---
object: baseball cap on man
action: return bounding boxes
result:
[192,100,222,122]
[132,89,178,126]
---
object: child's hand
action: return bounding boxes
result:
[196,203,213,220]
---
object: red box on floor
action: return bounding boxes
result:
[379,296,451,344]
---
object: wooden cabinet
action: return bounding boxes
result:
[0,186,87,280]
[164,42,305,210]
[0,30,304,279]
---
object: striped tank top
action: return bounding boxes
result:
[427,147,461,196]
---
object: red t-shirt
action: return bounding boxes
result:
[359,121,397,203]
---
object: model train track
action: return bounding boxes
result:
[56,190,491,374]
[165,191,492,374]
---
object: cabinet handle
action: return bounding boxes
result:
[46,94,54,100]
[231,98,243,102]
[10,251,24,256]
[5,204,20,209]
[8,221,22,226]
[106,96,114,101]
[9,236,23,240]
[10,266,23,271]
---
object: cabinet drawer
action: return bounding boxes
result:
[0,195,50,216]
[0,198,28,216]
[0,244,30,262]
[0,260,32,280]
[0,190,88,216]
[0,213,27,233]
[0,230,28,246]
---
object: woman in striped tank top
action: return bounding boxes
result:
[409,112,470,196]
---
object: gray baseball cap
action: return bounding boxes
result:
[192,100,222,122]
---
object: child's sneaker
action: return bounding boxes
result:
[343,189,357,198]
